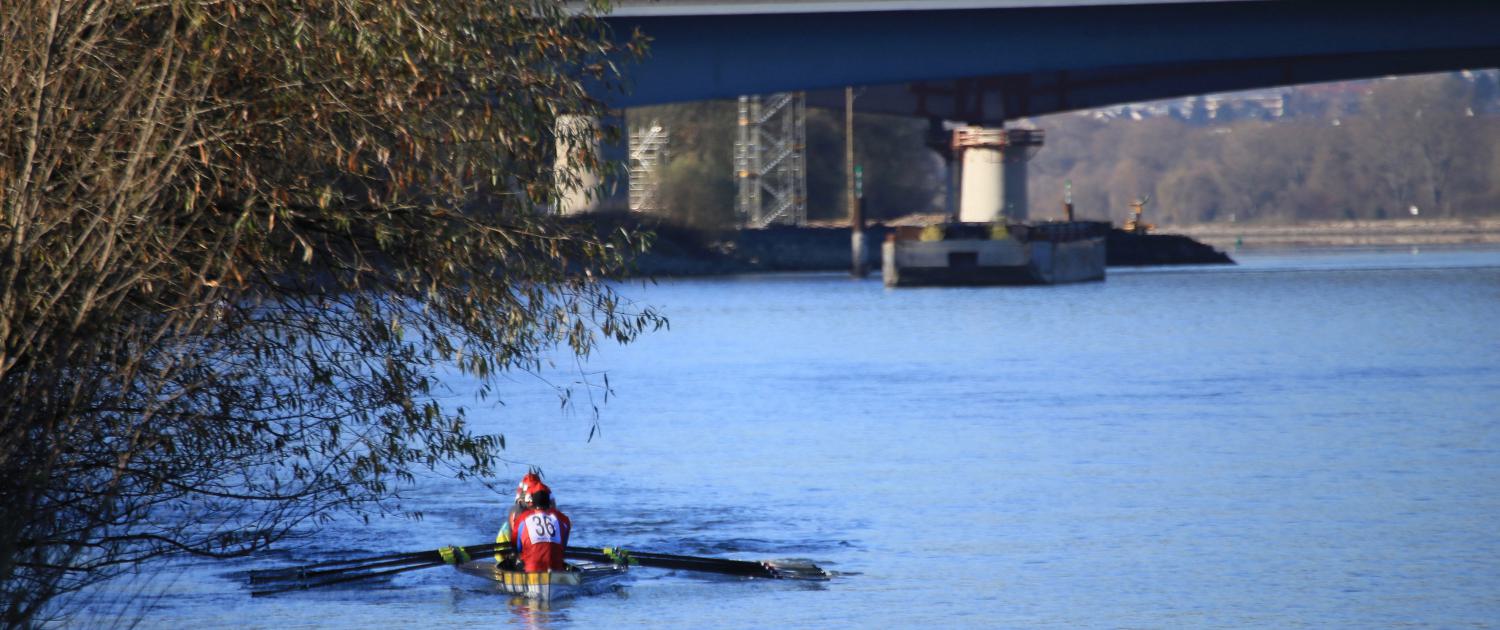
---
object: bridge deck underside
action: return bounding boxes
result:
[604,1,1500,122]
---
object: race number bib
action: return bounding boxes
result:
[525,513,564,545]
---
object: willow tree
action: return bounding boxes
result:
[0,1,659,625]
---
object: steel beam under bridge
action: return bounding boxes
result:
[600,0,1500,123]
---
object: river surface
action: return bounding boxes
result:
[70,246,1500,628]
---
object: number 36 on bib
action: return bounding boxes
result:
[525,513,564,545]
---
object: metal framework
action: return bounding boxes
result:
[735,93,807,228]
[628,119,670,213]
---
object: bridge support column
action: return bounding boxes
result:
[957,134,1003,223]
[953,126,1044,223]
[555,113,626,214]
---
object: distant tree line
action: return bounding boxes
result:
[1032,74,1500,225]
[631,73,1500,228]
[628,103,942,228]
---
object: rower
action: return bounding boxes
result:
[495,471,544,568]
[514,483,571,573]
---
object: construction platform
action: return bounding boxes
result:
[881,221,1108,287]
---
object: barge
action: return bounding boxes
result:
[881,220,1108,287]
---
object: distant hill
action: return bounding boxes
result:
[1027,73,1500,227]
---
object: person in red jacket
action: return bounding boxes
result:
[512,483,571,572]
[495,471,545,566]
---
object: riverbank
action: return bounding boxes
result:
[1163,217,1500,248]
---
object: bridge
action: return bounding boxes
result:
[601,0,1500,123]
[577,1,1500,224]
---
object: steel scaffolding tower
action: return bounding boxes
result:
[735,93,807,228]
[628,119,670,213]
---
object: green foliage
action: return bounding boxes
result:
[632,102,739,229]
[631,103,943,225]
[658,153,737,229]
[831,112,944,220]
[0,1,663,625]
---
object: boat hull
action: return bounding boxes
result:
[882,221,1109,288]
[882,237,1105,287]
[454,560,627,601]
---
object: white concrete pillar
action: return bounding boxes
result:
[958,144,1004,223]
[555,114,601,215]
[956,126,1040,223]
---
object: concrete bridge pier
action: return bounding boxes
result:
[953,126,1044,223]
[555,113,627,214]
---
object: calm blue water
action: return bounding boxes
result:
[70,246,1500,628]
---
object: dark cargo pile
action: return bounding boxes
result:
[1105,230,1235,266]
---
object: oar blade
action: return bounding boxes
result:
[763,559,833,581]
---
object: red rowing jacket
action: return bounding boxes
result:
[513,507,571,572]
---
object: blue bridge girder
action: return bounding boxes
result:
[600,0,1500,123]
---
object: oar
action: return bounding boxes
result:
[249,548,438,581]
[249,543,498,583]
[250,560,448,597]
[566,546,830,580]
[251,541,830,597]
[249,542,502,597]
[251,554,454,585]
